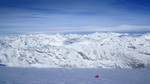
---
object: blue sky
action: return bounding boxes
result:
[0,0,150,34]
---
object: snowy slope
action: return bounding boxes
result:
[0,67,150,84]
[0,32,150,68]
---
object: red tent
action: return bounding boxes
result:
[95,75,100,78]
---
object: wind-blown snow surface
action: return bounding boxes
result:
[0,32,150,68]
[0,67,150,84]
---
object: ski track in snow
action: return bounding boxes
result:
[0,32,150,68]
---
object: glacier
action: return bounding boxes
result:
[0,32,150,68]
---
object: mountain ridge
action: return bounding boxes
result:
[0,32,150,68]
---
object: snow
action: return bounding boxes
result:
[0,67,150,84]
[0,32,150,68]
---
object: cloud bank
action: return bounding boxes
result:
[1,25,149,34]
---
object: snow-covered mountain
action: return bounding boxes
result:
[0,32,150,68]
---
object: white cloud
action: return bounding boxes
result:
[113,25,150,32]
[1,25,150,34]
[44,25,150,33]
[78,25,150,32]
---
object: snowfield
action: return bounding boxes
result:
[0,67,150,84]
[0,32,150,68]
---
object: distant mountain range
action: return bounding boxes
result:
[0,32,150,68]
